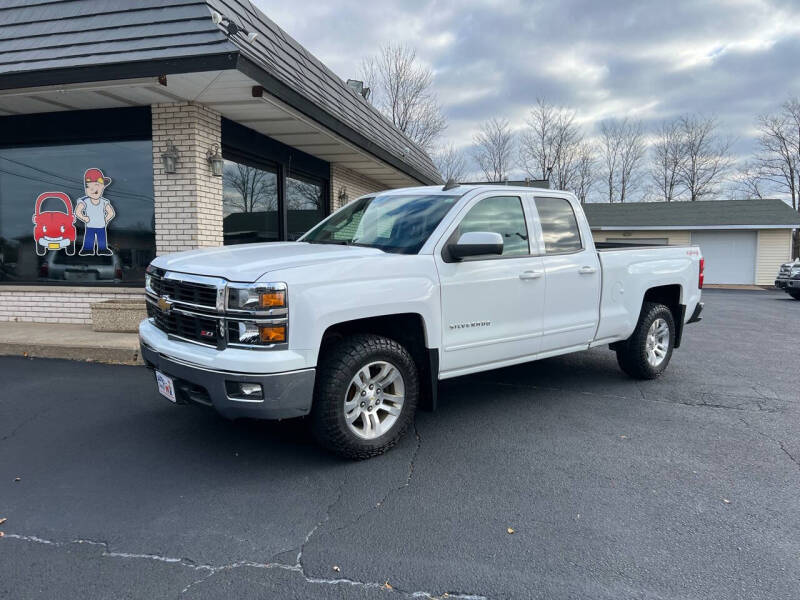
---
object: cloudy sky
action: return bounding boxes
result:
[254,0,800,188]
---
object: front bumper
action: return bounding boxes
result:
[775,277,800,291]
[140,341,315,420]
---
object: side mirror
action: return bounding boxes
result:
[448,231,504,260]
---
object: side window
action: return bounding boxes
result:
[535,197,583,254]
[456,196,529,257]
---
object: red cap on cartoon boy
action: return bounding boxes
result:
[84,168,112,186]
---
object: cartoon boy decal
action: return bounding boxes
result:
[75,168,116,256]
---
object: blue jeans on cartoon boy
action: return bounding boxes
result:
[80,227,111,255]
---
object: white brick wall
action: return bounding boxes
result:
[152,102,223,254]
[330,164,386,210]
[0,287,143,324]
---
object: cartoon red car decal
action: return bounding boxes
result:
[32,192,76,256]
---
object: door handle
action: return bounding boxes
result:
[519,270,543,280]
[578,266,597,274]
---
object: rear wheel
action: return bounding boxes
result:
[311,334,418,459]
[615,302,676,380]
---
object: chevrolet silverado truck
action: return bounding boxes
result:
[139,185,704,458]
[775,258,800,299]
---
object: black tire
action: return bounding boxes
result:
[615,302,676,380]
[789,291,800,301]
[311,334,419,459]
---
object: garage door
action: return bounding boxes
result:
[690,231,757,284]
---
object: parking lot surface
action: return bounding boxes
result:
[1,289,798,599]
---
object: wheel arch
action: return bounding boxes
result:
[318,313,439,411]
[641,284,686,348]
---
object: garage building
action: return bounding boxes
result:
[584,200,800,286]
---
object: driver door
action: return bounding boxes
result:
[435,193,545,376]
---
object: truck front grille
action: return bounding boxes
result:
[147,302,220,346]
[147,271,218,311]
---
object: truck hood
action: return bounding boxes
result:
[151,242,385,282]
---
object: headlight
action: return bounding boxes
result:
[233,321,286,344]
[227,283,286,312]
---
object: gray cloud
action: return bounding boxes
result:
[253,0,800,188]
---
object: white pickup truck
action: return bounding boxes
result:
[139,185,704,458]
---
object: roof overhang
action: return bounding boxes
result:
[0,58,432,188]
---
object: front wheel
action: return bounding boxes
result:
[789,290,800,301]
[311,334,419,459]
[615,302,676,380]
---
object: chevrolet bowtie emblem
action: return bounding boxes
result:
[158,296,173,314]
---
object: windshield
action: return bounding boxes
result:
[301,194,460,254]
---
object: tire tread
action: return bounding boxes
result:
[311,334,418,459]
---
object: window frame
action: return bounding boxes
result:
[532,195,585,256]
[222,119,330,244]
[0,107,154,288]
[440,193,534,263]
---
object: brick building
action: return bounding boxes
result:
[0,0,440,324]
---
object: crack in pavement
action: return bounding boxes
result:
[0,426,483,598]
[1,403,59,443]
[738,417,800,473]
[320,422,422,540]
[2,532,486,599]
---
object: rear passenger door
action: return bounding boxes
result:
[435,193,545,376]
[533,196,601,354]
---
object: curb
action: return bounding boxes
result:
[0,342,142,365]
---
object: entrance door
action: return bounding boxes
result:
[690,230,757,284]
[435,194,546,375]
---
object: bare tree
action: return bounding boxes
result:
[733,162,768,200]
[519,98,582,191]
[677,114,733,201]
[223,162,277,214]
[599,118,645,202]
[573,141,597,204]
[472,118,515,182]
[747,97,800,256]
[750,100,799,210]
[650,119,685,202]
[361,43,446,151]
[431,142,467,182]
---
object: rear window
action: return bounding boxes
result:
[535,197,582,254]
[53,253,114,266]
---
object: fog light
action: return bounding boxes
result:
[226,381,264,400]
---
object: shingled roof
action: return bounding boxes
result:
[0,0,441,185]
[583,199,800,229]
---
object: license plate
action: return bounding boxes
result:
[48,242,60,249]
[155,370,177,403]
[65,271,96,281]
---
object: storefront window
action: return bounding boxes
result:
[0,140,154,284]
[286,175,325,241]
[222,160,279,245]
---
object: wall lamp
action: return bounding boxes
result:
[161,142,180,174]
[206,145,224,177]
[338,185,349,206]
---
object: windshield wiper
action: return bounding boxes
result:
[306,239,352,245]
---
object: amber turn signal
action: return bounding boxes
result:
[259,325,286,343]
[259,290,285,308]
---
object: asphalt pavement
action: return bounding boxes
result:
[1,289,799,599]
